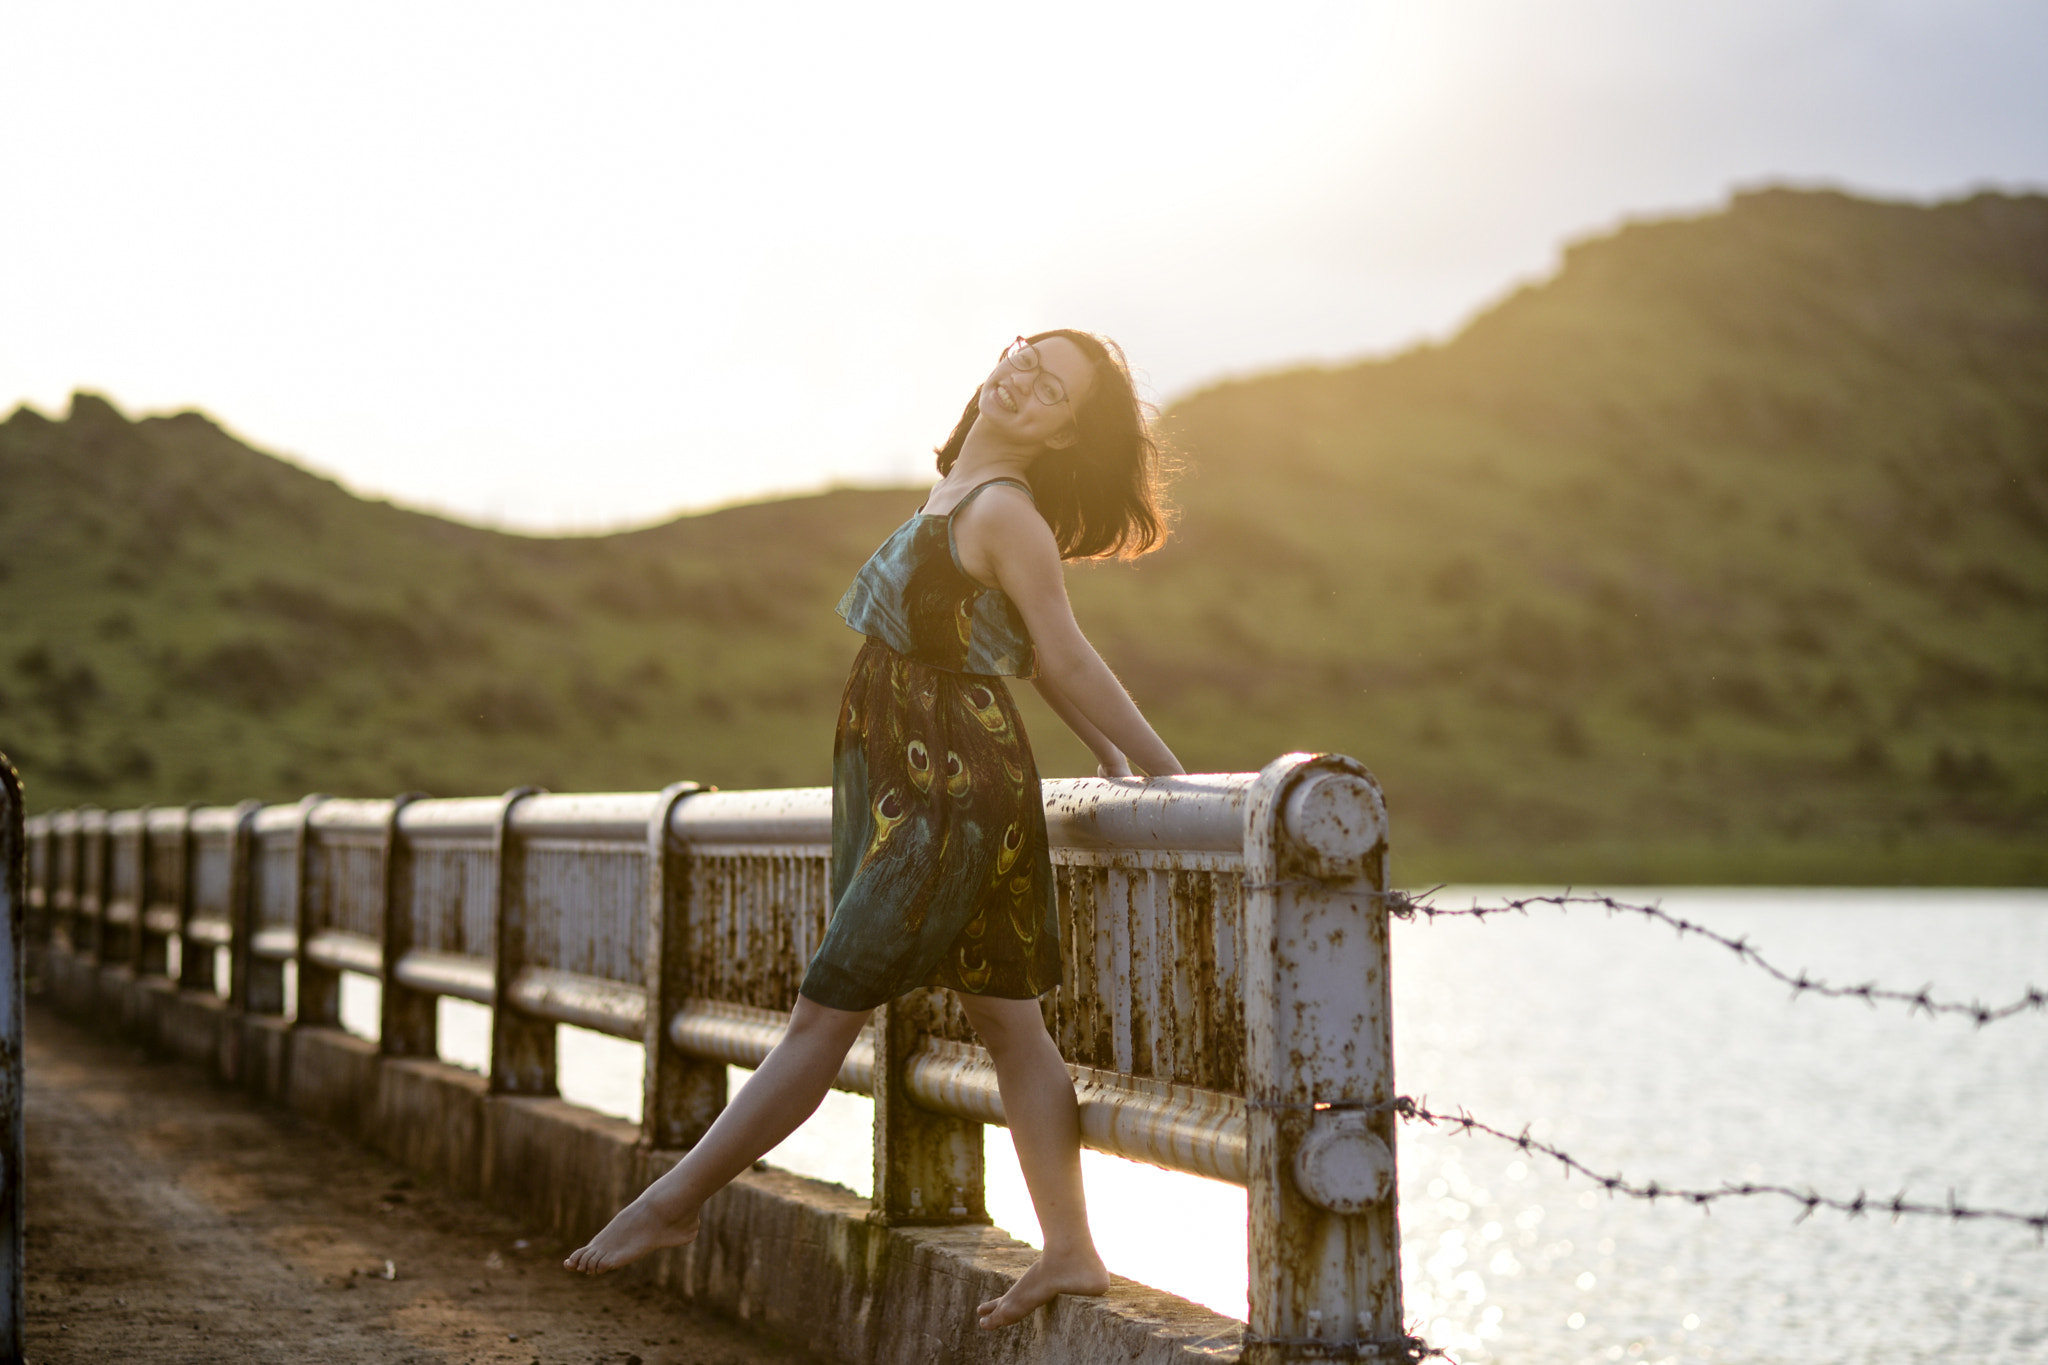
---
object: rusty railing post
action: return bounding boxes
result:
[288,795,336,1028]
[219,801,261,1012]
[48,810,77,962]
[240,806,292,1019]
[1243,753,1401,1364]
[488,787,552,1095]
[377,793,432,1058]
[640,782,720,1149]
[139,807,187,981]
[870,987,988,1227]
[77,808,111,1027]
[122,806,154,977]
[1,753,26,1365]
[76,807,107,973]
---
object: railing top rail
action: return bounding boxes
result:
[252,803,308,836]
[307,797,394,832]
[189,804,257,837]
[508,792,660,841]
[395,795,511,839]
[57,775,1270,858]
[1043,772,1255,852]
[658,774,1263,854]
[143,807,189,836]
[668,786,830,846]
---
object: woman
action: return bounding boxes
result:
[567,330,1183,1331]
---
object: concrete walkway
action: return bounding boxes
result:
[22,1003,827,1365]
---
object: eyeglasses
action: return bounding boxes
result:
[1001,336,1074,413]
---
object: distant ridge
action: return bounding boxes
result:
[5,187,2044,883]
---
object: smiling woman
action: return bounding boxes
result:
[563,329,1186,1334]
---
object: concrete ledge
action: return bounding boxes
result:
[32,949,1250,1364]
[373,1057,490,1200]
[132,977,181,1055]
[644,1161,1243,1364]
[97,964,139,1033]
[238,1014,292,1102]
[45,953,97,1021]
[484,1095,641,1245]
[286,1026,382,1143]
[155,990,231,1072]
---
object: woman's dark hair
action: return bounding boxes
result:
[934,329,1173,560]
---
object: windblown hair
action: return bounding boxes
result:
[935,329,1174,560]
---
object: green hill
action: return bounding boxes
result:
[4,187,2045,884]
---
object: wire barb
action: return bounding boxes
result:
[1390,1096,2048,1234]
[1400,892,2045,1026]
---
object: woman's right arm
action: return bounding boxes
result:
[1030,675,1132,777]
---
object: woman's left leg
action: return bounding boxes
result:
[565,996,871,1274]
[954,993,1111,1328]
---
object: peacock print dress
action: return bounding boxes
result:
[797,477,1061,1012]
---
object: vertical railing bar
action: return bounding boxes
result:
[1130,866,1161,1079]
[126,806,151,977]
[1106,867,1135,1075]
[378,794,430,1058]
[167,809,194,989]
[487,786,550,1096]
[289,794,334,1029]
[222,801,259,1013]
[641,782,718,1149]
[88,809,108,967]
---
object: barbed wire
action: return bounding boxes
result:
[1364,1095,2048,1241]
[1388,890,2046,1027]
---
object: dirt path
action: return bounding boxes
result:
[22,1004,828,1365]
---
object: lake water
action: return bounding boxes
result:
[338,887,2048,1365]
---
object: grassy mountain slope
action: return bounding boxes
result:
[4,188,2044,883]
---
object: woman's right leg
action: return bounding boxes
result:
[565,996,870,1274]
[954,993,1112,1328]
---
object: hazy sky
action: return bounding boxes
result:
[5,1,2044,531]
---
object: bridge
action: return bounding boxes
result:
[8,752,1405,1364]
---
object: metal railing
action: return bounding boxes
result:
[20,753,1402,1363]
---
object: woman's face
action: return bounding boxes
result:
[977,335,1095,450]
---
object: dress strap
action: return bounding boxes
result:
[950,477,1035,514]
[946,478,1036,582]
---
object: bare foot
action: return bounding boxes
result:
[563,1192,700,1276]
[975,1247,1111,1329]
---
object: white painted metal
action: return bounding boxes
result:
[1243,753,1400,1361]
[302,929,383,977]
[668,787,832,847]
[508,792,658,841]
[506,966,646,1039]
[667,999,877,1094]
[249,927,298,961]
[392,947,495,1005]
[1041,773,1253,851]
[1293,1110,1396,1213]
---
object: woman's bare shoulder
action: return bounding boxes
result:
[953,481,1057,587]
